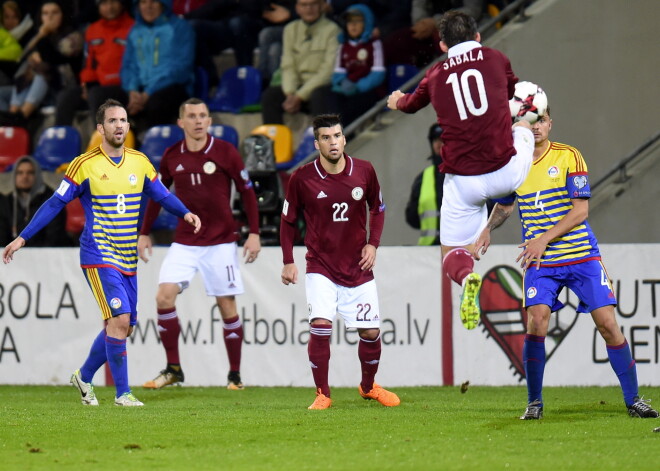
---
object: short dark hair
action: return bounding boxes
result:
[96,99,125,125]
[312,114,343,140]
[438,11,478,48]
[179,97,209,117]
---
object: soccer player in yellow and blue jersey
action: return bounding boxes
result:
[473,107,658,420]
[2,99,201,406]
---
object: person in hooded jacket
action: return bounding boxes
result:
[0,155,71,246]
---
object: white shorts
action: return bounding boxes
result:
[305,273,381,329]
[159,242,244,297]
[440,126,533,246]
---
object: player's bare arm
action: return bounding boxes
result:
[2,236,25,264]
[281,263,298,285]
[473,203,515,260]
[386,90,404,110]
[243,233,261,263]
[517,198,589,270]
[359,244,377,271]
[184,213,202,233]
[137,234,153,263]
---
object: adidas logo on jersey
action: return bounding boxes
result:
[175,164,185,172]
[228,282,237,288]
[101,174,109,181]
[317,191,327,199]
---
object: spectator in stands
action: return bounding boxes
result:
[0,8,21,85]
[383,0,484,67]
[121,0,194,135]
[184,0,262,89]
[54,0,134,126]
[0,1,83,127]
[257,1,296,87]
[0,155,71,247]
[2,1,36,48]
[326,0,412,41]
[261,0,340,124]
[405,123,445,245]
[327,4,385,126]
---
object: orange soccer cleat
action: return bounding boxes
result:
[359,383,400,407]
[308,388,332,410]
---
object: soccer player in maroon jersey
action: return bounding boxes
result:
[387,11,534,331]
[280,114,400,410]
[138,98,261,390]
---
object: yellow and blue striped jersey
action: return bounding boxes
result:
[54,146,170,275]
[509,142,600,266]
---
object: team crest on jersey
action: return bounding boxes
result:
[547,166,559,178]
[526,287,537,299]
[110,297,122,309]
[203,161,216,174]
[128,174,137,186]
[351,187,364,201]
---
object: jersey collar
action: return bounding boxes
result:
[313,154,353,179]
[448,40,481,58]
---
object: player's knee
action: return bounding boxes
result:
[358,328,380,341]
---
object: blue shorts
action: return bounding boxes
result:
[522,259,617,313]
[83,267,138,325]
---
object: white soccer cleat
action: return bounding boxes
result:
[114,392,144,407]
[70,369,99,406]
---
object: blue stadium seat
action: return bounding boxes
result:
[208,124,239,149]
[387,64,419,93]
[140,125,184,169]
[152,207,179,232]
[277,126,315,171]
[208,66,262,113]
[33,126,82,171]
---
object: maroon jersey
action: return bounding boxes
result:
[141,135,259,246]
[281,155,385,287]
[397,42,518,176]
[337,39,384,82]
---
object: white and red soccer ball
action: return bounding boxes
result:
[509,81,548,124]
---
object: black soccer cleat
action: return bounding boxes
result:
[520,399,543,420]
[227,371,244,390]
[627,397,659,418]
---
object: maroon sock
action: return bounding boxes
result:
[308,324,332,397]
[359,335,382,393]
[157,307,181,365]
[443,248,474,285]
[223,315,243,372]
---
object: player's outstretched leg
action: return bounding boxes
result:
[459,272,482,330]
[443,248,482,329]
[70,369,99,406]
[358,383,400,407]
[520,399,543,420]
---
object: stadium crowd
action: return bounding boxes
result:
[0,0,502,243]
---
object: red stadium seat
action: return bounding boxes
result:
[65,199,85,236]
[0,126,30,172]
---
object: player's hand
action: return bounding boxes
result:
[359,244,377,271]
[243,233,261,263]
[281,263,298,285]
[3,237,25,264]
[387,90,404,110]
[516,237,547,270]
[472,228,491,261]
[137,234,153,263]
[184,213,201,233]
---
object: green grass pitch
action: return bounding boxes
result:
[1,385,659,470]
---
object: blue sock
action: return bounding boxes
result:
[106,336,130,397]
[80,329,107,383]
[607,341,638,406]
[523,334,546,405]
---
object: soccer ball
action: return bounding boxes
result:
[509,81,548,124]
